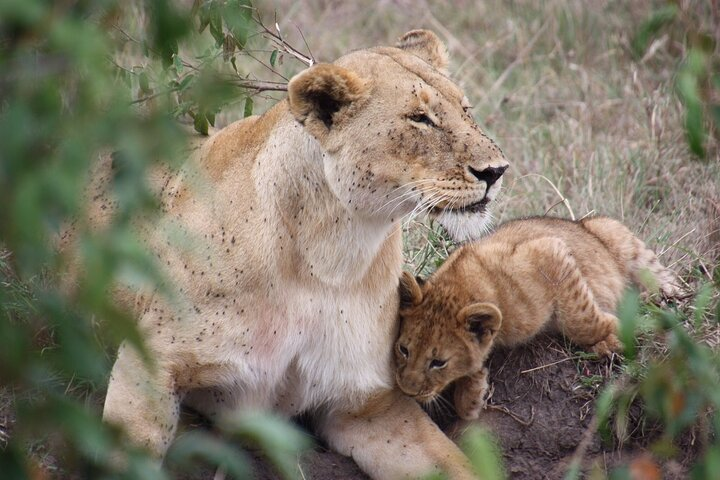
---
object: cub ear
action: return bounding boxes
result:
[398,271,424,309]
[459,302,502,342]
[396,29,449,74]
[288,64,370,132]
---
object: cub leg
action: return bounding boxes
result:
[521,238,622,356]
[103,342,181,458]
[319,389,476,480]
[453,368,490,421]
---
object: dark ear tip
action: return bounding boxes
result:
[399,271,423,308]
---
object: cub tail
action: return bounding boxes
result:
[580,216,682,299]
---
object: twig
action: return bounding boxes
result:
[243,50,289,81]
[130,89,171,105]
[254,12,315,67]
[227,79,288,92]
[658,228,697,257]
[295,22,315,64]
[520,355,582,374]
[487,404,535,426]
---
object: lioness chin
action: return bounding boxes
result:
[63,30,508,479]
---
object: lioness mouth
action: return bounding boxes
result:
[432,196,490,215]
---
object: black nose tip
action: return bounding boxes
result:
[468,165,508,189]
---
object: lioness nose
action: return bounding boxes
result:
[468,165,508,189]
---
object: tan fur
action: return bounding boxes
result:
[395,216,678,420]
[396,30,450,74]
[60,30,509,479]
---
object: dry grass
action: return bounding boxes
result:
[114,1,719,275]
[228,0,719,283]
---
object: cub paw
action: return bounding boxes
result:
[590,333,623,357]
[453,368,490,421]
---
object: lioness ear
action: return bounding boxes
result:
[288,64,369,132]
[398,271,423,308]
[459,303,502,342]
[396,29,449,74]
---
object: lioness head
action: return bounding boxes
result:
[287,30,508,242]
[393,271,502,402]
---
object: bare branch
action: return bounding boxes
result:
[254,12,315,67]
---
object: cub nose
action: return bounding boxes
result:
[468,165,508,189]
[396,375,422,396]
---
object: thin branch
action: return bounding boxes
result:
[228,79,287,92]
[243,50,289,81]
[254,11,315,67]
[130,89,171,105]
[295,22,315,64]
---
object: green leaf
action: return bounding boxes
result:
[617,288,640,360]
[693,283,714,328]
[459,425,505,480]
[595,382,618,441]
[684,101,706,159]
[223,0,253,49]
[270,49,279,67]
[166,431,251,478]
[209,6,225,46]
[223,411,312,480]
[631,4,678,58]
[244,96,254,118]
[178,74,194,91]
[197,0,213,33]
[173,53,183,74]
[139,72,151,95]
[194,111,209,135]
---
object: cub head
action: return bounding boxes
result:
[287,30,508,242]
[394,271,502,403]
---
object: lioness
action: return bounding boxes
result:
[65,30,509,479]
[395,216,677,421]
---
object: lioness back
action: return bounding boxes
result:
[394,216,676,419]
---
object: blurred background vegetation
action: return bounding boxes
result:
[0,0,718,479]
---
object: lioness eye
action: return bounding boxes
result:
[408,113,435,127]
[429,359,447,369]
[398,344,409,358]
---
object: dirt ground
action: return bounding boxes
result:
[171,333,696,480]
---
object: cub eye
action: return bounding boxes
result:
[429,358,447,369]
[398,344,409,358]
[408,112,435,127]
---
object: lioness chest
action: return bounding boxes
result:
[173,281,397,416]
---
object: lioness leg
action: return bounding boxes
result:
[319,389,476,480]
[453,367,490,421]
[103,342,181,457]
[522,238,622,356]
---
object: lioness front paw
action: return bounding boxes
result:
[453,368,490,420]
[590,333,623,357]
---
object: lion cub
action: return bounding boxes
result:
[395,216,678,420]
